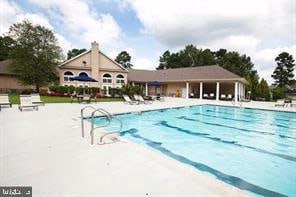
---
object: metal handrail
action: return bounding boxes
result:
[81,106,96,138]
[80,106,123,145]
[98,117,122,144]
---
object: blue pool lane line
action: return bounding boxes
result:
[120,128,287,197]
[178,116,296,141]
[193,111,295,130]
[204,108,296,123]
[158,120,296,162]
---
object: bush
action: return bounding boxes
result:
[271,87,287,100]
[109,87,122,97]
[21,89,35,94]
[120,84,144,96]
[39,88,48,96]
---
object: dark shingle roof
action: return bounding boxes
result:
[128,65,246,83]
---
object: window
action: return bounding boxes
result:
[63,71,73,82]
[103,73,112,84]
[79,72,88,77]
[116,74,125,84]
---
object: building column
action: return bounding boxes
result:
[145,83,148,96]
[186,82,189,99]
[238,82,241,101]
[234,82,238,103]
[216,82,220,101]
[199,82,203,100]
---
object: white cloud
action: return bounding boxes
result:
[0,0,74,55]
[129,0,294,48]
[253,46,296,83]
[0,0,21,34]
[55,33,73,53]
[133,57,155,70]
[16,13,54,30]
[29,0,122,46]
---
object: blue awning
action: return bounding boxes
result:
[70,75,98,82]
[148,81,161,86]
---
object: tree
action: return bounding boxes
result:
[0,36,15,61]
[8,20,62,92]
[67,48,87,60]
[259,79,270,101]
[271,52,295,87]
[245,71,260,100]
[115,51,133,69]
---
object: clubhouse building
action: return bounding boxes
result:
[0,42,247,101]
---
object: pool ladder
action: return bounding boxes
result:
[80,106,122,145]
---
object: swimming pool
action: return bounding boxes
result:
[94,105,296,196]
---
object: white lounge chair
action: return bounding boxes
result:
[137,95,152,104]
[220,94,226,100]
[0,94,12,108]
[82,94,91,103]
[291,100,296,107]
[203,93,209,99]
[209,93,215,99]
[227,94,232,100]
[18,95,38,111]
[275,100,285,107]
[123,95,139,105]
[31,94,45,105]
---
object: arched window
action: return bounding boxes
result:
[103,73,112,83]
[116,74,125,84]
[64,71,73,82]
[79,72,88,77]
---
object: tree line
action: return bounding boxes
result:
[0,20,294,100]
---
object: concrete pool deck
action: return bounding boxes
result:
[1,98,295,196]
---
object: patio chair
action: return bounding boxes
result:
[227,94,232,100]
[0,94,12,108]
[220,94,226,100]
[137,95,152,104]
[203,93,209,99]
[82,95,91,103]
[123,95,139,105]
[291,100,296,107]
[18,95,38,111]
[275,100,285,107]
[156,93,165,102]
[31,94,45,105]
[209,93,215,99]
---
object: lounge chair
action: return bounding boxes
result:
[137,95,152,104]
[31,94,45,105]
[123,95,139,105]
[156,94,165,102]
[82,94,91,103]
[0,94,12,108]
[209,93,215,99]
[18,95,38,111]
[291,100,296,107]
[220,94,226,100]
[227,94,232,100]
[275,100,285,107]
[203,93,209,99]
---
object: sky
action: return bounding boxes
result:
[0,0,295,84]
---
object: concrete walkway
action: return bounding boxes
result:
[1,98,294,196]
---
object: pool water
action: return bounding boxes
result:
[94,105,296,196]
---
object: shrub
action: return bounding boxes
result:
[39,88,48,96]
[271,87,287,100]
[109,87,122,97]
[21,89,34,94]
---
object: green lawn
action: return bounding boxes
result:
[8,93,123,104]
